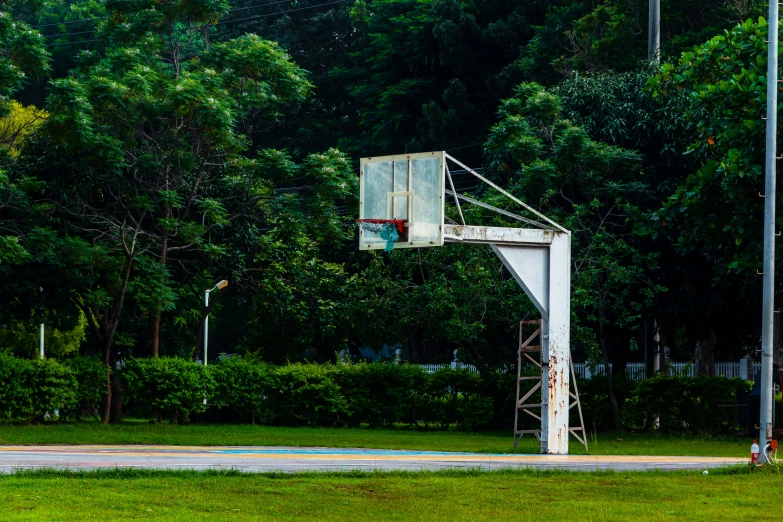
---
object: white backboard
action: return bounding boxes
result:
[359,151,445,250]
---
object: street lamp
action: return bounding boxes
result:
[39,287,44,359]
[203,279,228,368]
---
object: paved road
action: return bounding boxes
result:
[0,446,746,473]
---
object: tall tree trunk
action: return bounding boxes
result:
[110,371,123,423]
[100,254,135,424]
[151,204,170,357]
[102,335,112,424]
[598,299,622,432]
[695,333,716,376]
[151,313,162,357]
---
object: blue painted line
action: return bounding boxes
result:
[204,448,517,457]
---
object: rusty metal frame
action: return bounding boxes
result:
[513,319,588,451]
[514,319,544,447]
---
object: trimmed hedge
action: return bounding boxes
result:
[121,357,213,423]
[0,355,762,434]
[61,355,107,420]
[209,357,274,424]
[0,354,78,422]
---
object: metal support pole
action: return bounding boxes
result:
[204,289,210,367]
[39,323,44,359]
[543,232,571,454]
[760,0,778,463]
[203,289,210,406]
[648,0,660,61]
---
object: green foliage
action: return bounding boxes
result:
[625,375,752,433]
[0,354,78,422]
[120,357,213,423]
[0,312,86,358]
[0,354,758,434]
[60,355,108,420]
[417,367,492,431]
[0,10,50,117]
[335,0,547,154]
[651,17,770,279]
[335,362,426,428]
[579,373,752,433]
[270,363,348,427]
[485,82,664,359]
[578,373,636,432]
[210,357,273,424]
[0,100,47,156]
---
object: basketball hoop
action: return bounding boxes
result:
[357,219,404,251]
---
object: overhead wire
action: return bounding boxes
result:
[214,0,350,25]
[43,0,351,47]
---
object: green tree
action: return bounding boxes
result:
[484,82,664,429]
[8,0,355,421]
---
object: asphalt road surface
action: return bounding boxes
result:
[0,446,746,473]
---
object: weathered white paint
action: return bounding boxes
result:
[491,245,549,321]
[444,224,554,246]
[544,232,571,455]
[483,228,571,455]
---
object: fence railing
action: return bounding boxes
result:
[419,361,762,381]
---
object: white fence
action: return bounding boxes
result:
[419,363,479,374]
[568,361,761,382]
[420,361,762,381]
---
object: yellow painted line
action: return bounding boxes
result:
[0,447,746,464]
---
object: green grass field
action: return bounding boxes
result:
[0,467,778,521]
[0,421,755,457]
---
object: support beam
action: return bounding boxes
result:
[487,229,571,454]
[444,224,554,246]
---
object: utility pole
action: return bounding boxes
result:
[760,0,779,464]
[648,0,660,61]
[39,287,44,359]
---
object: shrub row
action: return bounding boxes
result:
[0,355,761,433]
[0,354,103,422]
[122,358,497,429]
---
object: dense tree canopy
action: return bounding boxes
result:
[0,0,779,426]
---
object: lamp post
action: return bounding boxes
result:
[203,279,228,368]
[39,287,44,359]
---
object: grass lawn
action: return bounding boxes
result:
[0,421,755,457]
[0,467,778,521]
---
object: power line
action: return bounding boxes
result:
[33,16,104,29]
[35,0,345,33]
[215,0,350,25]
[43,29,95,38]
[48,39,99,48]
[446,142,482,152]
[227,0,303,14]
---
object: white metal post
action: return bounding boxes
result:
[480,227,571,454]
[648,0,660,61]
[204,289,210,367]
[203,289,210,406]
[760,0,778,462]
[542,231,571,454]
[39,323,44,359]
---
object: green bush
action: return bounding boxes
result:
[0,354,759,434]
[271,363,348,426]
[335,363,426,427]
[0,354,78,423]
[61,355,107,420]
[210,357,274,424]
[415,368,491,430]
[477,369,527,431]
[627,374,751,433]
[578,373,636,432]
[120,357,214,423]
